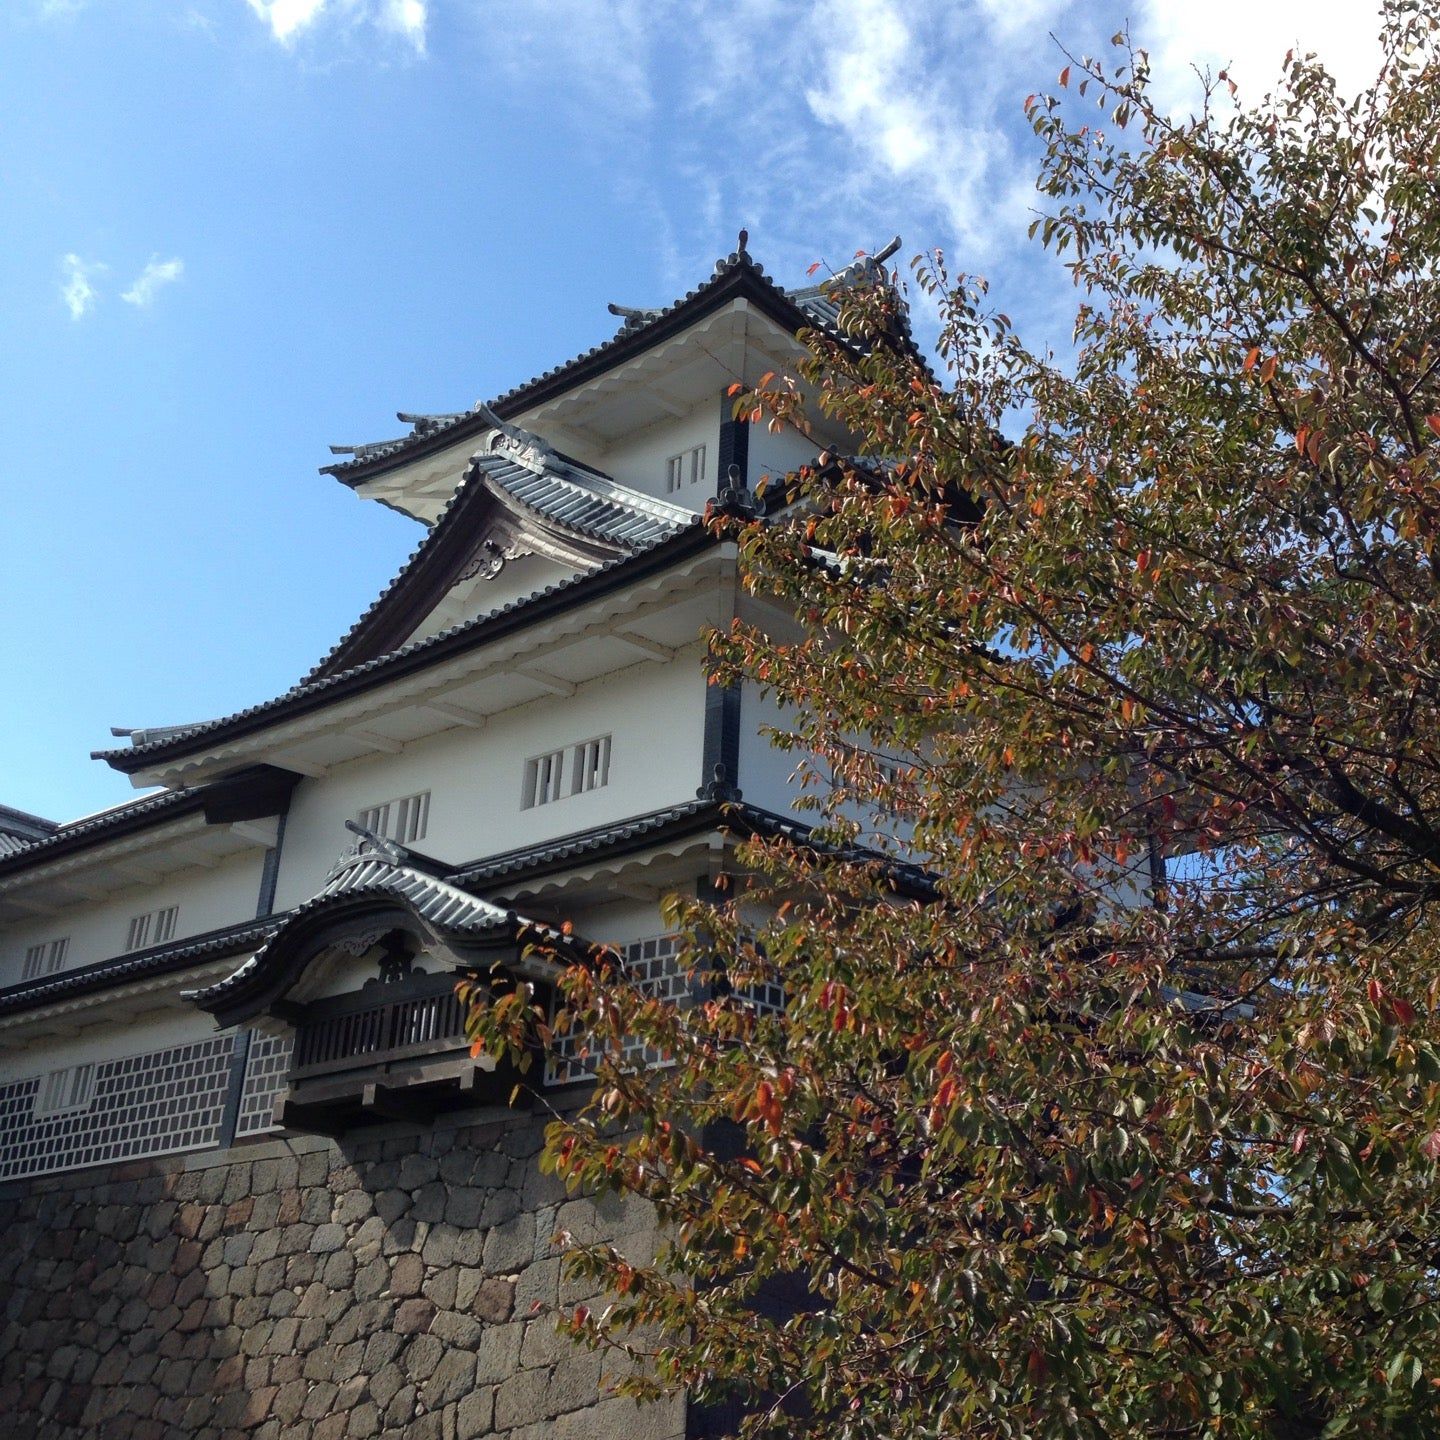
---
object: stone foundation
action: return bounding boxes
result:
[0,1106,682,1440]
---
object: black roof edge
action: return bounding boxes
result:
[0,915,281,1018]
[0,805,58,842]
[96,523,720,776]
[0,765,303,879]
[451,797,938,902]
[0,787,207,877]
[323,264,831,489]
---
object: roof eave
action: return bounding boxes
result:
[94,524,718,778]
[322,266,823,489]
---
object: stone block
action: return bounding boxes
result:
[311,1222,347,1254]
[482,1214,534,1274]
[394,1298,436,1335]
[473,1321,523,1384]
[455,1387,495,1439]
[402,1332,444,1383]
[390,1252,425,1298]
[411,1182,447,1224]
[495,1366,553,1430]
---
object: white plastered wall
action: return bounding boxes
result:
[272,651,709,911]
[748,422,822,492]
[0,1001,228,1085]
[0,848,267,989]
[402,553,581,650]
[594,402,718,508]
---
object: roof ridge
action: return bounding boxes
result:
[320,237,882,486]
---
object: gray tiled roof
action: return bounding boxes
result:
[190,839,567,1010]
[475,442,694,551]
[295,430,698,684]
[92,523,713,772]
[321,238,908,484]
[0,915,280,1016]
[0,788,202,874]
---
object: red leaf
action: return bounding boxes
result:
[1426,415,1440,438]
[1135,549,1151,573]
[1058,66,1070,87]
[1422,1130,1440,1161]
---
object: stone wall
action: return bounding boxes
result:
[0,1106,682,1440]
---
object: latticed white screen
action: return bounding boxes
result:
[234,1030,293,1138]
[124,905,178,953]
[547,935,784,1084]
[522,750,565,809]
[22,936,69,980]
[358,790,430,845]
[570,735,611,795]
[0,1035,234,1180]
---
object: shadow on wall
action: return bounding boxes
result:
[0,1107,680,1440]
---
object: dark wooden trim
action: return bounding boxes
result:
[216,1026,252,1150]
[698,680,743,802]
[255,812,288,918]
[716,391,749,499]
[200,765,303,825]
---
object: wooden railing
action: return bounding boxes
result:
[290,972,468,1082]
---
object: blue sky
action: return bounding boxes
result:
[1,0,1382,822]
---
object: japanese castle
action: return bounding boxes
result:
[0,238,901,1440]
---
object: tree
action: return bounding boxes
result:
[466,5,1440,1434]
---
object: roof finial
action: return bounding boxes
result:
[737,228,749,256]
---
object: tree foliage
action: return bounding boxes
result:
[466,6,1440,1434]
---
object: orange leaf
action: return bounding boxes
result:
[1243,346,1260,374]
[1259,355,1278,384]
[1058,66,1070,87]
[1426,415,1440,438]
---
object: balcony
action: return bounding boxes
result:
[273,971,513,1134]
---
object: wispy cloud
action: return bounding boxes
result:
[1134,0,1385,114]
[60,254,105,321]
[121,256,185,308]
[245,0,327,43]
[243,0,427,52]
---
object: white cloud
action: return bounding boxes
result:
[121,257,185,308]
[379,0,425,50]
[801,0,1022,259]
[1134,0,1386,115]
[245,0,327,44]
[243,0,427,52]
[59,254,105,321]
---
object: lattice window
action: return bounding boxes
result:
[522,750,565,809]
[547,935,784,1085]
[22,936,69,980]
[234,1030,293,1138]
[0,1035,234,1181]
[34,1063,95,1118]
[358,791,430,845]
[125,905,178,953]
[665,444,706,493]
[570,735,611,795]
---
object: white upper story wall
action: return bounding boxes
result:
[402,552,580,651]
[271,647,709,911]
[749,421,826,493]
[0,847,267,990]
[592,400,718,508]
